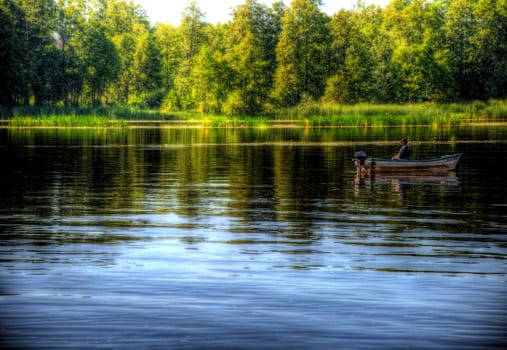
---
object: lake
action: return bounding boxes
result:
[1,126,506,349]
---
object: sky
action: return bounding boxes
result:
[132,0,390,26]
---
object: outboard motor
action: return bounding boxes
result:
[352,151,368,173]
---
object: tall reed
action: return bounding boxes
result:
[3,100,506,127]
[9,115,127,127]
[1,106,182,120]
[270,101,507,126]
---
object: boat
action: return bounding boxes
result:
[353,151,463,174]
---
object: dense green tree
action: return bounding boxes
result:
[191,27,231,113]
[167,0,208,111]
[383,0,447,101]
[324,6,379,103]
[1,0,506,110]
[55,0,93,106]
[0,0,29,105]
[101,0,149,34]
[109,31,136,104]
[263,1,285,84]
[323,10,353,103]
[98,0,154,106]
[272,0,330,106]
[364,4,396,103]
[131,24,162,107]
[442,0,476,100]
[154,24,181,93]
[55,0,78,106]
[74,23,120,105]
[223,0,277,115]
[14,0,59,105]
[470,0,507,99]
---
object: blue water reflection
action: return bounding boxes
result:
[1,127,506,349]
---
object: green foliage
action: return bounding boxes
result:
[1,105,182,120]
[78,25,120,105]
[153,23,181,92]
[202,115,269,128]
[324,7,378,104]
[0,0,31,105]
[190,26,231,114]
[269,101,507,125]
[1,0,506,113]
[470,0,507,99]
[272,0,329,107]
[480,100,507,120]
[166,0,208,111]
[224,0,276,115]
[131,27,161,105]
[9,115,127,127]
[3,100,507,129]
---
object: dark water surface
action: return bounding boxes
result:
[1,127,506,349]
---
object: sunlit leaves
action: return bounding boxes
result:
[272,0,329,106]
[1,0,506,110]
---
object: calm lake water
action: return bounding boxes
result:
[1,126,506,349]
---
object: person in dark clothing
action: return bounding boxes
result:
[392,137,412,160]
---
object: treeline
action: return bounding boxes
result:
[1,0,506,115]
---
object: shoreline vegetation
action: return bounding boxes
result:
[2,100,507,128]
[3,0,506,124]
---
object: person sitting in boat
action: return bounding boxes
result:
[392,138,412,160]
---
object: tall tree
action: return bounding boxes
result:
[324,6,378,104]
[3,0,506,110]
[0,0,30,105]
[264,1,285,87]
[168,0,207,110]
[223,0,276,115]
[383,0,446,102]
[272,0,330,106]
[366,4,395,103]
[191,26,231,113]
[56,0,93,106]
[153,23,181,93]
[74,23,120,105]
[99,0,153,105]
[15,0,60,105]
[470,0,507,99]
[131,24,161,107]
[442,0,476,100]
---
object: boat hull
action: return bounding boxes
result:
[358,153,463,174]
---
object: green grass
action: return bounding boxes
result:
[2,100,506,128]
[201,115,269,128]
[1,105,182,121]
[269,100,507,126]
[9,115,127,128]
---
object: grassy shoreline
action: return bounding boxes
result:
[3,100,507,128]
[7,115,127,128]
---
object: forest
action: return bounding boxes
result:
[0,0,506,116]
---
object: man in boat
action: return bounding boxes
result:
[392,137,412,160]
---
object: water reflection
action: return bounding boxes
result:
[1,128,506,349]
[354,172,460,204]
